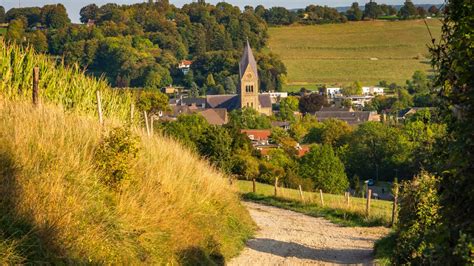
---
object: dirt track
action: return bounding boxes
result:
[229,202,389,265]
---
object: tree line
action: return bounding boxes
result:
[1,1,287,93]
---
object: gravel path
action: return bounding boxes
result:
[229,202,389,266]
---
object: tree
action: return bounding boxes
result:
[346,2,363,21]
[299,94,327,114]
[364,1,382,20]
[399,0,417,19]
[278,96,299,121]
[341,81,363,96]
[136,90,170,116]
[232,152,259,180]
[346,122,412,181]
[416,7,428,18]
[428,5,439,16]
[299,144,349,193]
[228,108,272,129]
[41,4,70,29]
[197,126,233,172]
[428,0,474,262]
[162,114,209,151]
[407,70,429,94]
[0,6,5,23]
[304,119,353,147]
[289,115,319,142]
[80,4,100,24]
[27,30,48,52]
[5,19,25,44]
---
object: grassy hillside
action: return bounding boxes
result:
[268,20,442,90]
[238,180,393,226]
[0,42,254,264]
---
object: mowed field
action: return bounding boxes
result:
[267,19,442,91]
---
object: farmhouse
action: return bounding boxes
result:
[314,106,380,125]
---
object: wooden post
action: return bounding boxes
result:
[130,103,135,123]
[319,189,324,207]
[32,67,39,106]
[391,184,399,227]
[274,177,278,197]
[346,192,350,207]
[150,116,154,136]
[366,189,372,217]
[252,179,256,193]
[299,185,305,203]
[144,111,150,136]
[96,90,103,125]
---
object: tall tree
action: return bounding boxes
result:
[299,94,327,114]
[430,0,474,262]
[399,0,417,19]
[41,4,70,29]
[364,1,382,20]
[79,4,100,24]
[5,19,25,44]
[346,2,363,21]
[0,6,5,23]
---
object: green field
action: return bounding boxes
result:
[268,19,442,90]
[238,180,393,226]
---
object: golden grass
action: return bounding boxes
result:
[238,180,393,225]
[268,20,442,88]
[0,100,254,263]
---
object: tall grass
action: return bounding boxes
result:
[0,99,254,263]
[0,41,133,121]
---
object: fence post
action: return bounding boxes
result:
[299,185,305,203]
[252,179,256,193]
[391,183,399,227]
[144,111,150,136]
[366,189,372,217]
[274,177,278,197]
[150,116,154,136]
[346,192,350,207]
[96,90,103,126]
[32,67,39,106]
[319,189,324,207]
[130,103,135,123]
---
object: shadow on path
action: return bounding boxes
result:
[246,238,373,264]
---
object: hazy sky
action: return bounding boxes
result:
[1,0,444,22]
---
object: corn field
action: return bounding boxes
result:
[0,41,134,121]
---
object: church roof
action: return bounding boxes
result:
[239,40,259,79]
[205,94,272,111]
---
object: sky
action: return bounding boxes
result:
[1,0,444,23]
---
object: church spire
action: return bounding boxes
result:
[239,40,258,79]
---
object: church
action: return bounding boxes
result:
[170,41,273,119]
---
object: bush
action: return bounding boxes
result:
[95,127,140,190]
[393,171,440,264]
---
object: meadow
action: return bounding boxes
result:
[238,180,393,227]
[267,19,442,90]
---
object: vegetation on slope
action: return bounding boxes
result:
[0,42,254,263]
[268,20,442,88]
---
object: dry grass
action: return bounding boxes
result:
[0,100,254,264]
[238,180,393,226]
[268,19,442,88]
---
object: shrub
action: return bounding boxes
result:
[393,171,440,264]
[95,127,140,190]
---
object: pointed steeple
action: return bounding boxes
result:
[239,40,258,79]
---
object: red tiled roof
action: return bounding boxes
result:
[241,129,272,141]
[297,145,311,157]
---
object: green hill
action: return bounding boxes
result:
[0,43,254,264]
[267,20,442,90]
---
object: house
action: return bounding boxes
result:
[398,107,435,121]
[296,144,311,157]
[87,19,95,27]
[162,86,186,95]
[241,129,272,145]
[178,60,193,74]
[161,104,228,126]
[261,92,288,104]
[362,87,384,95]
[320,87,342,99]
[314,107,380,125]
[335,95,374,108]
[271,121,291,130]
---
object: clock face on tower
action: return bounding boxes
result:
[246,73,253,79]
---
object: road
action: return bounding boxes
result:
[229,202,389,265]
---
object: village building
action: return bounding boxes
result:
[178,60,193,74]
[362,86,385,95]
[314,106,380,125]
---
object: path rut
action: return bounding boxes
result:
[229,202,389,265]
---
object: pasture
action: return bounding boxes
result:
[238,180,393,227]
[267,19,442,90]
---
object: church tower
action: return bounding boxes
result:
[239,40,260,110]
